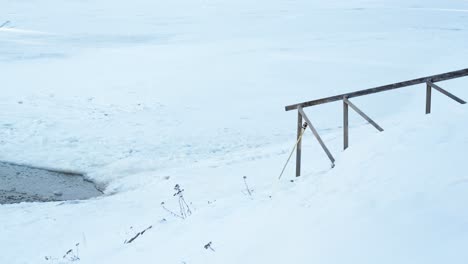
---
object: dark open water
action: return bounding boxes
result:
[0,162,102,204]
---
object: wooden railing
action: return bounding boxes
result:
[285,68,468,177]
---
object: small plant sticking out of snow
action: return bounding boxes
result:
[124,226,153,244]
[174,184,192,218]
[44,243,80,264]
[45,243,80,263]
[161,201,184,219]
[242,176,253,197]
[161,184,192,219]
[204,241,215,252]
[0,21,11,29]
[63,243,80,262]
[44,256,57,262]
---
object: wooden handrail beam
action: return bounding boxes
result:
[286,68,468,111]
[290,68,467,177]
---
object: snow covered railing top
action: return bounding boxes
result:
[286,68,467,177]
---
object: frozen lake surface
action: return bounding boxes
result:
[0,162,102,204]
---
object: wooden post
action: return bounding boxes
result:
[343,98,349,150]
[296,110,303,177]
[426,82,432,114]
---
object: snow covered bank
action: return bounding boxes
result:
[1,0,467,263]
[1,107,467,264]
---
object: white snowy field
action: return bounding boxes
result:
[1,0,468,263]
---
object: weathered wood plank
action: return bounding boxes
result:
[296,111,303,177]
[343,99,349,150]
[426,83,432,114]
[298,107,335,164]
[285,68,468,111]
[427,81,467,105]
[344,98,384,132]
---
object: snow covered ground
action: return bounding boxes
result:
[1,0,467,263]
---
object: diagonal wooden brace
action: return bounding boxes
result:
[427,81,466,104]
[426,81,466,114]
[298,107,335,166]
[344,97,384,132]
[343,97,384,150]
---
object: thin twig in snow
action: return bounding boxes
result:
[0,21,10,28]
